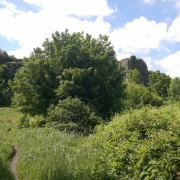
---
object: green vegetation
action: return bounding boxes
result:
[168,77,180,101]
[11,30,125,119]
[46,97,102,134]
[0,108,20,180]
[1,104,180,179]
[127,69,142,85]
[1,30,180,179]
[123,82,163,109]
[92,103,180,179]
[0,49,22,106]
[148,70,171,98]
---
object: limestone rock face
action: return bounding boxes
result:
[119,56,149,85]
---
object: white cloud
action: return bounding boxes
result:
[167,16,180,42]
[144,56,153,70]
[155,51,180,77]
[24,0,113,17]
[116,53,131,60]
[143,0,155,4]
[175,0,180,10]
[0,0,113,58]
[110,17,167,54]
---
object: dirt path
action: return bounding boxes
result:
[10,140,19,180]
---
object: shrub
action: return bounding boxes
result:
[123,82,163,109]
[46,97,102,134]
[90,105,180,179]
[18,114,45,128]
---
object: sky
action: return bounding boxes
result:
[0,0,180,77]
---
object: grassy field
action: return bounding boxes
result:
[1,103,180,179]
[0,108,20,180]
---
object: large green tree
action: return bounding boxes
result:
[148,70,171,98]
[11,30,125,118]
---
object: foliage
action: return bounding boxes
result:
[17,114,45,128]
[90,104,180,179]
[123,82,163,109]
[0,108,20,180]
[127,69,142,84]
[11,30,125,118]
[0,49,11,65]
[10,56,56,115]
[1,104,180,179]
[148,70,171,98]
[46,97,102,134]
[0,64,11,106]
[168,77,180,101]
[0,49,22,106]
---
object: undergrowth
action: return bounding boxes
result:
[1,103,180,179]
[0,108,19,180]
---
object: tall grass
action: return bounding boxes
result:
[0,108,20,180]
[1,103,180,179]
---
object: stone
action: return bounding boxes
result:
[119,56,149,86]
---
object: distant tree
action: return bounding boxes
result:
[127,69,142,85]
[0,64,8,105]
[0,49,10,64]
[0,50,22,106]
[168,77,180,101]
[148,70,171,98]
[123,82,163,109]
[11,30,125,118]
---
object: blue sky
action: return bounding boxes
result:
[0,0,180,77]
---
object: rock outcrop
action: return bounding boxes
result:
[119,56,149,86]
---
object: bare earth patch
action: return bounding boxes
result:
[11,141,19,180]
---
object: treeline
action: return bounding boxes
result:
[1,30,180,134]
[0,49,22,106]
[124,66,180,110]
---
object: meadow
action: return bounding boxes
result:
[1,103,180,179]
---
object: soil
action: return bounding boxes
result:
[10,141,19,180]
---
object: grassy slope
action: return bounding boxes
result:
[0,108,20,180]
[1,103,180,179]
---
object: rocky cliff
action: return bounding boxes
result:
[119,56,149,85]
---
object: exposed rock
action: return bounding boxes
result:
[119,56,149,85]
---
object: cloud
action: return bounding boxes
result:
[144,56,153,70]
[0,0,113,58]
[167,16,180,42]
[116,53,131,60]
[143,0,155,4]
[110,17,167,54]
[24,0,114,17]
[155,51,180,77]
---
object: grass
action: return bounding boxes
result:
[0,107,20,180]
[1,103,180,179]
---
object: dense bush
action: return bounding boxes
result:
[123,82,163,109]
[18,114,45,128]
[89,105,180,179]
[46,97,102,134]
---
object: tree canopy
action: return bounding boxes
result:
[148,70,171,98]
[168,77,180,101]
[11,30,125,118]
